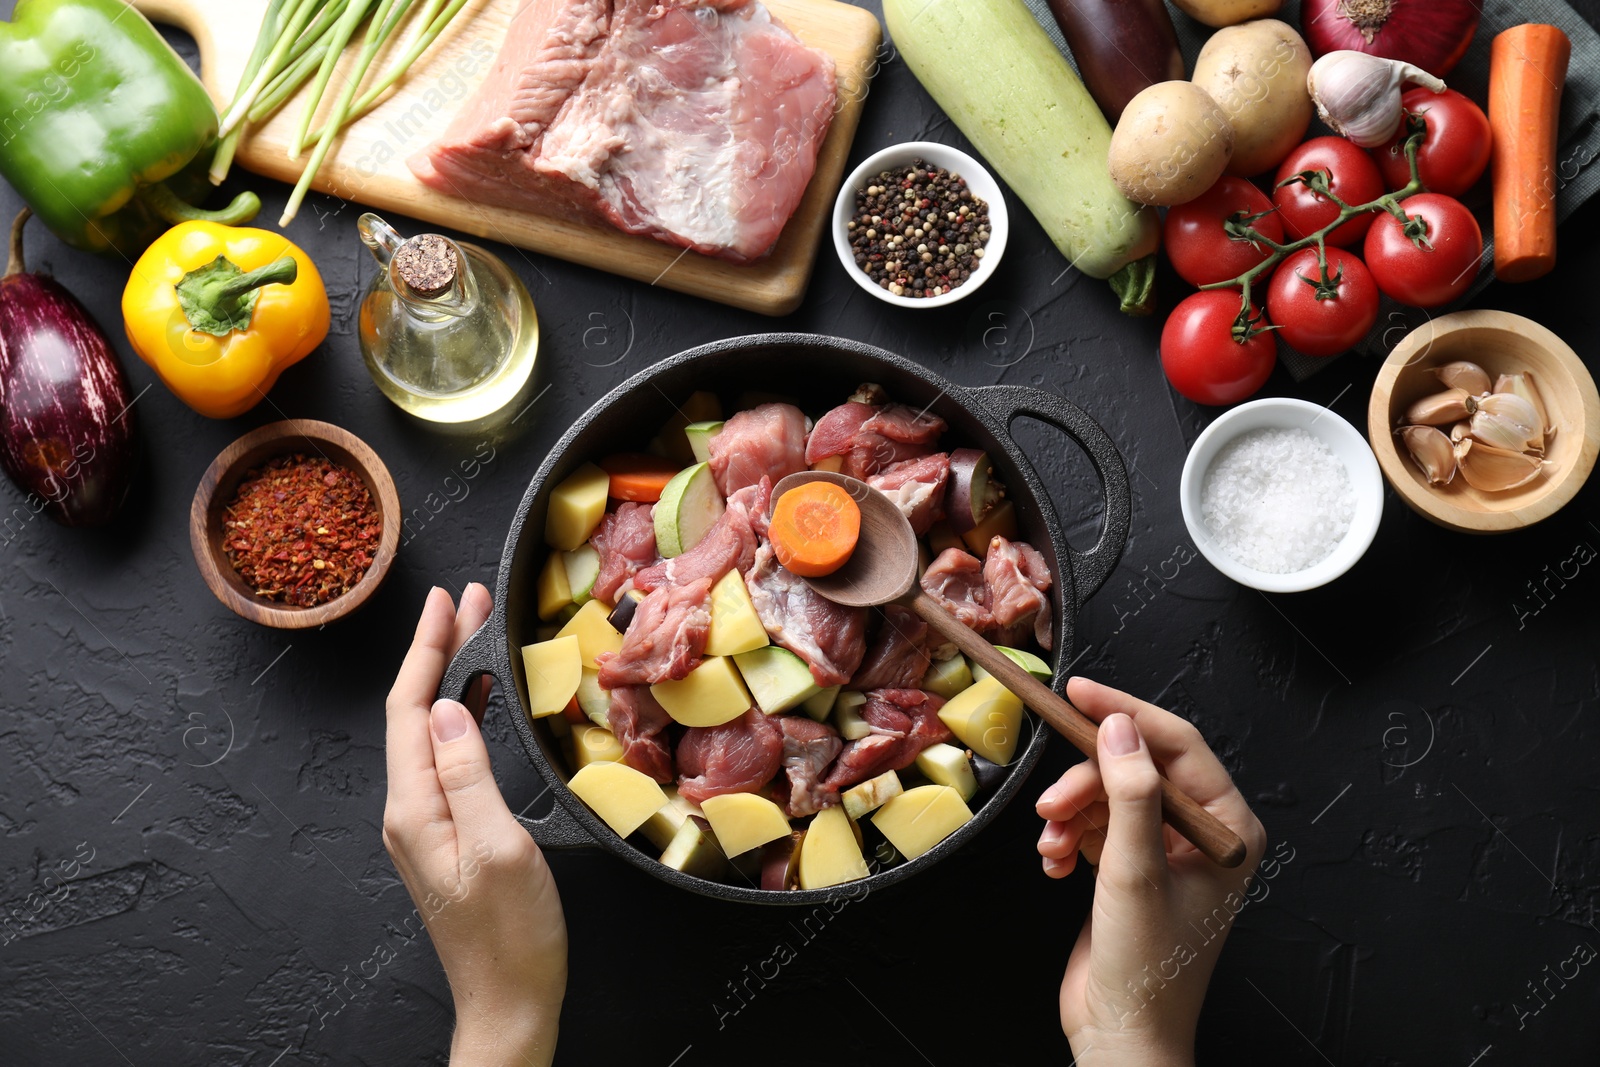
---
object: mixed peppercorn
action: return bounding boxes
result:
[222,454,381,608]
[848,161,991,298]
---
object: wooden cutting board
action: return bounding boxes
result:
[132,0,882,315]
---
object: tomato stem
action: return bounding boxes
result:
[1202,124,1428,340]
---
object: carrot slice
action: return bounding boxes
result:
[599,453,681,502]
[770,482,862,577]
[1489,23,1571,283]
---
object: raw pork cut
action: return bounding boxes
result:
[744,543,866,686]
[606,684,675,782]
[632,483,764,593]
[851,605,931,691]
[822,690,950,793]
[805,394,945,479]
[589,501,657,603]
[867,453,949,535]
[411,0,837,262]
[677,707,784,803]
[920,547,991,630]
[985,537,1053,651]
[778,714,842,816]
[596,576,712,687]
[709,404,808,496]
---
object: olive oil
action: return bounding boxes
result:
[356,214,538,428]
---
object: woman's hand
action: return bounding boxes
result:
[1036,677,1267,1067]
[384,585,568,1067]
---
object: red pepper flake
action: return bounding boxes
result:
[222,453,382,608]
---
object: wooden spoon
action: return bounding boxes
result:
[771,471,1247,869]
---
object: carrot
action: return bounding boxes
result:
[599,453,682,502]
[770,482,861,577]
[1489,23,1571,283]
[562,696,587,725]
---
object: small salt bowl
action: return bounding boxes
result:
[831,141,1009,309]
[1179,398,1384,593]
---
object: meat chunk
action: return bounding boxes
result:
[709,404,808,496]
[606,685,674,783]
[850,605,931,691]
[920,541,1055,651]
[984,537,1053,651]
[805,394,946,479]
[633,488,761,594]
[412,0,837,262]
[822,690,950,793]
[677,707,784,804]
[867,453,949,535]
[778,714,843,817]
[744,543,866,686]
[727,477,773,542]
[920,548,992,631]
[589,502,657,604]
[596,577,712,688]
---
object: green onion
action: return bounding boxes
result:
[210,0,288,183]
[247,0,355,126]
[218,0,326,137]
[311,0,469,138]
[287,0,381,158]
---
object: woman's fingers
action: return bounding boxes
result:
[452,583,494,720]
[1094,714,1168,895]
[429,698,520,849]
[1038,803,1109,859]
[1066,676,1256,835]
[1036,760,1106,822]
[386,588,460,817]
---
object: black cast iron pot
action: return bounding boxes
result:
[440,333,1131,905]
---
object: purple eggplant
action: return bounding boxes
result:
[1046,0,1185,123]
[0,210,136,526]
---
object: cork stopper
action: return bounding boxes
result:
[393,234,458,297]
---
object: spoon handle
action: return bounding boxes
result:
[909,593,1248,869]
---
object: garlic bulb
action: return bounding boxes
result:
[1397,425,1456,485]
[1307,51,1447,148]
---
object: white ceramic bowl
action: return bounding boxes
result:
[831,141,1009,309]
[1179,398,1384,593]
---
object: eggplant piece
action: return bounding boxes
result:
[945,448,1005,534]
[760,830,805,891]
[0,210,136,526]
[1045,0,1185,123]
[606,589,646,632]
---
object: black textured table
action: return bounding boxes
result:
[4,2,1600,1064]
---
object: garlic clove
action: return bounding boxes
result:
[1307,50,1448,149]
[1449,419,1472,443]
[1454,438,1545,492]
[1494,372,1553,438]
[1472,392,1543,453]
[1434,360,1492,396]
[1403,388,1475,426]
[1397,425,1457,485]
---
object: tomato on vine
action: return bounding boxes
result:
[1372,89,1491,196]
[1265,247,1379,357]
[1364,193,1483,308]
[1163,177,1285,288]
[1160,291,1278,406]
[1273,137,1386,247]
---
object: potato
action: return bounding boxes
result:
[1192,19,1313,177]
[570,722,623,769]
[797,805,869,890]
[1109,81,1235,207]
[521,635,582,718]
[872,785,973,861]
[705,568,768,657]
[555,599,624,669]
[701,792,791,857]
[937,676,1025,766]
[545,462,610,552]
[1169,0,1282,28]
[650,656,753,727]
[567,761,668,838]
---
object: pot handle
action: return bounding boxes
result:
[438,620,597,851]
[969,385,1131,606]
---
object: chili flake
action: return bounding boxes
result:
[222,453,382,608]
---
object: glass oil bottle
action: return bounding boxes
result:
[356,213,539,429]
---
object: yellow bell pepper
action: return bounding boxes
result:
[122,221,329,418]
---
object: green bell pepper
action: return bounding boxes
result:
[0,0,260,258]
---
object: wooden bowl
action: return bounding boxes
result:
[1369,310,1600,533]
[190,420,401,628]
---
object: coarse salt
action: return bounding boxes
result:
[1200,427,1356,574]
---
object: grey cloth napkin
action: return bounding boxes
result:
[1020,0,1600,379]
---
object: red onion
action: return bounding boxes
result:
[1302,0,1479,77]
